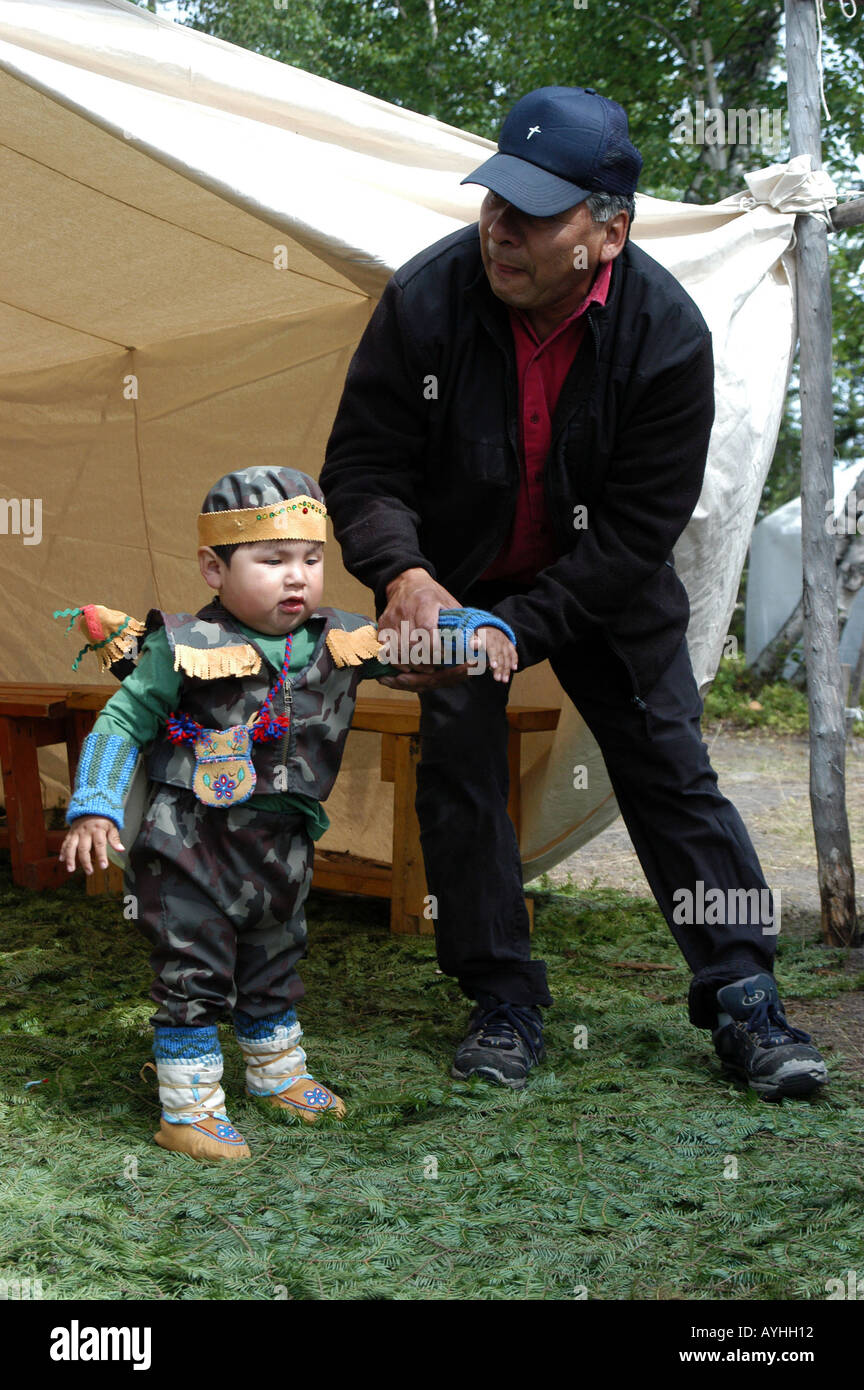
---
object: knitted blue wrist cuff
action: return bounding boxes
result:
[65,730,139,830]
[437,608,517,648]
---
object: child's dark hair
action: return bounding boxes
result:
[211,543,239,566]
[209,538,324,567]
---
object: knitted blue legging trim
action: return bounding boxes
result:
[152,1023,221,1061]
[233,1007,298,1041]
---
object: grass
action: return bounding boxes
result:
[1,856,863,1301]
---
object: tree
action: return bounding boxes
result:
[164,0,863,509]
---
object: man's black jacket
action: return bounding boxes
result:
[321,223,715,701]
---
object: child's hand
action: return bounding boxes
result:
[470,626,518,683]
[59,816,125,875]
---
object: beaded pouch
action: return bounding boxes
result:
[191,726,257,806]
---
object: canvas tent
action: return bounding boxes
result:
[0,0,828,877]
[746,461,864,672]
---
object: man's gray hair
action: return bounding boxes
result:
[584,191,636,229]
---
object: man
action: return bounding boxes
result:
[321,86,827,1102]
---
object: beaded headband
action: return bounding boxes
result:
[197,497,327,548]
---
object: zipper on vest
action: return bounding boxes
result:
[278,678,293,777]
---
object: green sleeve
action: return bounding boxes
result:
[361,657,397,679]
[94,627,182,746]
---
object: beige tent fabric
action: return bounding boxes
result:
[0,0,803,875]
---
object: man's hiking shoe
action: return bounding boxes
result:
[452,1002,545,1089]
[712,972,828,1100]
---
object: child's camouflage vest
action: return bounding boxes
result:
[142,599,379,802]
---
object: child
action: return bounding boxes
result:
[59,466,517,1162]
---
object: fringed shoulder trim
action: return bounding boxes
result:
[171,642,263,680]
[325,624,383,668]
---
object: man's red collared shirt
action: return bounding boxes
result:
[480,258,612,583]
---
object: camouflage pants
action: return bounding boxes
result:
[125,783,313,1028]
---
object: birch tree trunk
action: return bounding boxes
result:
[786,0,858,944]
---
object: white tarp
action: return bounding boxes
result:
[746,461,863,670]
[0,0,818,875]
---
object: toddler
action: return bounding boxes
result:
[59,466,517,1160]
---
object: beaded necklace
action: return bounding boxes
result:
[165,633,293,744]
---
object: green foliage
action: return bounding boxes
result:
[1,857,862,1301]
[703,656,812,733]
[159,0,864,522]
[705,652,864,736]
[168,1,857,192]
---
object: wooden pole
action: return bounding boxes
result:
[786,0,858,944]
[830,197,864,231]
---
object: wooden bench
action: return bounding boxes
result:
[0,683,559,932]
[0,684,99,891]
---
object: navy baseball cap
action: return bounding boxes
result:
[462,86,642,216]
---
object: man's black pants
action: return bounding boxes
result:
[416,624,777,1030]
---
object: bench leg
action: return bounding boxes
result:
[385,728,533,937]
[65,709,95,786]
[86,863,126,897]
[390,734,434,936]
[0,715,64,889]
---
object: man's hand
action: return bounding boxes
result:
[380,568,462,646]
[377,668,471,692]
[379,567,471,686]
[59,815,125,875]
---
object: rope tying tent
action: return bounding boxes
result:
[814,0,860,118]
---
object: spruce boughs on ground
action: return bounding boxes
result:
[1,857,862,1301]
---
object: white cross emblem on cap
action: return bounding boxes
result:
[527,125,541,139]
